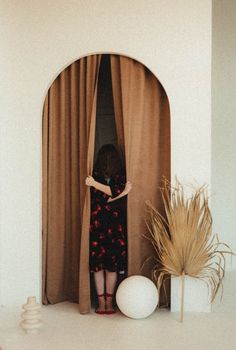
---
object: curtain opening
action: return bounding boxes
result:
[42,53,170,312]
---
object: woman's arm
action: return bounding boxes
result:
[85,175,112,196]
[107,181,132,203]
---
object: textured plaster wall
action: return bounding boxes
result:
[212,0,236,269]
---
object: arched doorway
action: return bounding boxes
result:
[42,53,170,313]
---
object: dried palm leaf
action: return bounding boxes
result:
[145,179,234,322]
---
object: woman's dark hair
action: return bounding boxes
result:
[94,144,123,178]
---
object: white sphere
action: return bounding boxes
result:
[116,275,159,319]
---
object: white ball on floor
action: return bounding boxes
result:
[116,275,159,319]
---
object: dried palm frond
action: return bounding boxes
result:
[145,179,234,321]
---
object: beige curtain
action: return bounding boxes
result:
[110,55,170,305]
[42,55,101,307]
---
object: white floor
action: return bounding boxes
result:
[1,272,236,350]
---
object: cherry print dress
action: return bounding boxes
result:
[89,172,127,273]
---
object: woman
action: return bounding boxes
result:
[85,144,132,314]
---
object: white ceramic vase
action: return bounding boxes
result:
[171,275,211,321]
[20,296,42,334]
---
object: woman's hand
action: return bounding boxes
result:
[124,181,132,194]
[85,175,96,187]
[86,177,112,195]
[107,181,132,203]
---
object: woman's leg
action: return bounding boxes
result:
[94,269,105,312]
[105,270,117,312]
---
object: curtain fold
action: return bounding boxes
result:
[110,55,170,305]
[78,56,102,313]
[42,55,101,308]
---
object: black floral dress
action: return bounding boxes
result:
[89,172,127,273]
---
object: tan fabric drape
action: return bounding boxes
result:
[110,55,170,305]
[42,55,101,307]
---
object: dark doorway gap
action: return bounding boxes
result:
[91,55,126,308]
[94,55,118,160]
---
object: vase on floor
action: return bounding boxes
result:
[171,274,211,319]
[20,296,42,334]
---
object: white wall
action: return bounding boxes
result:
[0,0,212,307]
[212,0,236,269]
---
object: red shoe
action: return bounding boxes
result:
[105,293,116,315]
[95,294,106,315]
